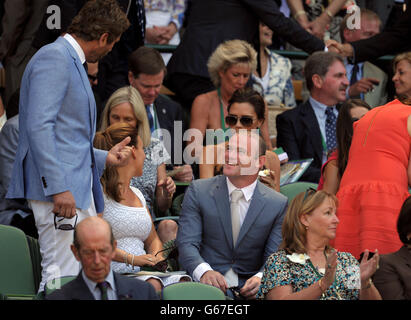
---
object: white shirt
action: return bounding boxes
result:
[82,269,117,300]
[192,177,262,286]
[63,33,86,64]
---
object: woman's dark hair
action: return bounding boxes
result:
[336,99,371,178]
[397,196,411,245]
[93,122,139,202]
[227,87,265,121]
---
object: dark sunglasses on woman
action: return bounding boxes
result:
[225,114,255,128]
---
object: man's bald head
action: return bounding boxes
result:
[73,216,115,250]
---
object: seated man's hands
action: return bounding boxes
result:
[348,78,380,97]
[172,165,193,182]
[200,270,228,293]
[240,275,261,300]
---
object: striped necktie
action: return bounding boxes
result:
[96,281,110,300]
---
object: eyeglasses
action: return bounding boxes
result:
[228,286,245,300]
[148,245,178,272]
[54,214,78,231]
[225,115,256,128]
[88,73,98,82]
[302,187,317,202]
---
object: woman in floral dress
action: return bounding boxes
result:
[257,189,381,300]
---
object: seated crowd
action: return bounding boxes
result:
[1,0,411,301]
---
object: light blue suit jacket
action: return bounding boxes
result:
[176,175,288,284]
[6,37,107,212]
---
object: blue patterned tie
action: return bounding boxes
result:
[146,105,154,133]
[96,281,110,300]
[325,108,337,152]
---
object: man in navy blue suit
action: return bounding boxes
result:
[276,52,349,183]
[128,46,193,182]
[46,216,158,300]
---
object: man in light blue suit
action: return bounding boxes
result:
[6,0,131,292]
[176,131,288,299]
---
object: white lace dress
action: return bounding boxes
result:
[103,187,190,286]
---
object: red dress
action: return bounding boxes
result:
[333,100,411,259]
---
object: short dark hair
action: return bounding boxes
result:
[227,87,266,122]
[67,0,130,43]
[397,196,411,245]
[304,51,344,92]
[128,46,166,78]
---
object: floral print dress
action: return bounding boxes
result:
[257,249,360,300]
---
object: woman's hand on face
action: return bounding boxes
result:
[323,249,338,288]
[360,249,380,283]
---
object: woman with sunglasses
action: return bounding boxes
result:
[317,99,371,194]
[94,122,191,293]
[334,52,411,259]
[257,189,381,300]
[189,39,273,151]
[199,87,281,191]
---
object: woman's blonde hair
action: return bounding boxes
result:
[100,86,151,147]
[280,189,338,254]
[207,39,257,88]
[94,122,139,202]
[393,51,411,105]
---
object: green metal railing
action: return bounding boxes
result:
[146,44,394,61]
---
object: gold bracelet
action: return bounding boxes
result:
[325,9,333,19]
[363,278,373,289]
[318,279,326,294]
[294,10,307,20]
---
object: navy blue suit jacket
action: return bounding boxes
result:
[276,100,323,183]
[46,272,158,300]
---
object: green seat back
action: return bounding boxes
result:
[26,235,42,293]
[0,225,36,296]
[45,276,76,296]
[171,193,185,216]
[162,282,226,300]
[280,182,319,204]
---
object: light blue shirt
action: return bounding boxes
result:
[345,61,364,100]
[82,269,117,300]
[309,97,338,164]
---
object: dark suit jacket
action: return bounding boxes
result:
[154,94,188,166]
[351,5,411,63]
[372,246,411,300]
[176,175,288,285]
[46,272,159,300]
[276,100,323,183]
[167,0,324,81]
